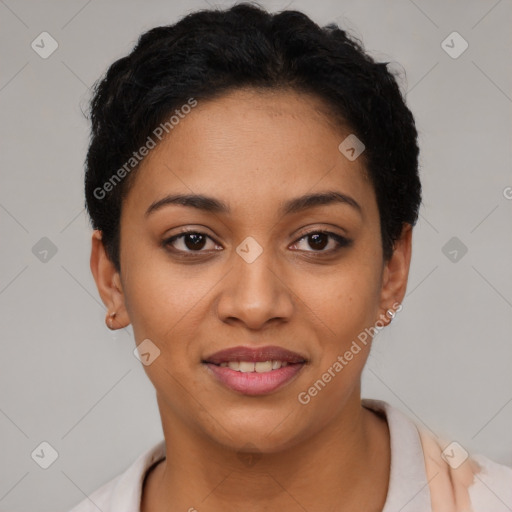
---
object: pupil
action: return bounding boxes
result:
[309,233,328,250]
[185,233,206,250]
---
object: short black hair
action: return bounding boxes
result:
[85,2,421,270]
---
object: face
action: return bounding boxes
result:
[91,88,411,453]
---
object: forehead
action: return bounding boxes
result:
[123,88,375,218]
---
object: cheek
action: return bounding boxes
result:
[121,249,215,346]
[302,262,382,339]
[293,269,382,422]
[121,256,212,404]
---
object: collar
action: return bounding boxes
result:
[108,399,431,511]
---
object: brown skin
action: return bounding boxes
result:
[90,88,412,511]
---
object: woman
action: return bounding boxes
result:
[71,3,511,511]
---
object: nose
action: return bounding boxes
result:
[215,248,295,331]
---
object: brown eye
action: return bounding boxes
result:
[182,233,207,250]
[291,231,351,253]
[163,231,220,253]
[307,233,329,251]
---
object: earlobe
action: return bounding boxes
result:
[90,230,130,330]
[378,224,413,323]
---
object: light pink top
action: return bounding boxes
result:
[68,399,512,511]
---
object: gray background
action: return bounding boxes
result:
[0,0,511,510]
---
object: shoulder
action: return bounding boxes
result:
[66,439,166,512]
[418,427,512,511]
[363,399,512,512]
[468,453,512,511]
[67,473,121,512]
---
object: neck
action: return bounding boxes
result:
[143,394,390,512]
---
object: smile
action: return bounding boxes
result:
[203,345,307,395]
[218,360,289,372]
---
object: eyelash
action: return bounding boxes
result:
[162,229,352,257]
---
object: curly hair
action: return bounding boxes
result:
[85,2,421,270]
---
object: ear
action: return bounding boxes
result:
[90,230,130,330]
[378,223,413,323]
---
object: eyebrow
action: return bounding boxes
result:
[145,191,362,217]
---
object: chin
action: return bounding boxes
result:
[198,405,311,453]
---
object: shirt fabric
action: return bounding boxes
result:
[68,399,512,512]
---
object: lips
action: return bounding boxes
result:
[203,345,307,365]
[202,345,307,396]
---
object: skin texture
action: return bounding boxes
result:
[90,88,413,511]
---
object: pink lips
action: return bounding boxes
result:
[203,345,307,396]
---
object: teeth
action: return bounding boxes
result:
[255,361,273,373]
[239,361,255,373]
[219,360,290,372]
